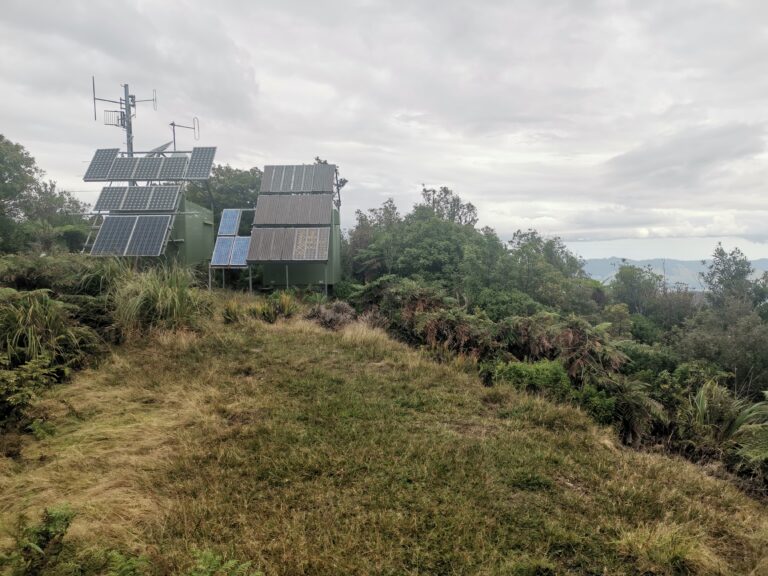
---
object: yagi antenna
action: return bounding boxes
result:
[91,76,157,157]
[169,117,200,151]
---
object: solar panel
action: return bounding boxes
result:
[293,227,330,260]
[186,147,217,179]
[312,164,335,192]
[133,157,163,180]
[93,187,127,211]
[90,216,136,256]
[211,236,235,266]
[147,186,180,211]
[254,194,333,225]
[124,215,171,256]
[229,236,251,267]
[261,165,275,192]
[248,227,329,261]
[260,164,336,193]
[107,157,139,181]
[121,187,152,211]
[84,149,119,181]
[158,156,188,180]
[218,209,241,235]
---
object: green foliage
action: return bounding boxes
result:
[675,382,768,475]
[112,266,212,335]
[630,313,662,344]
[185,550,263,576]
[184,165,261,232]
[610,264,662,315]
[470,287,541,321]
[701,243,754,308]
[0,506,75,576]
[0,355,59,426]
[0,289,100,367]
[222,301,244,324]
[494,360,615,425]
[0,135,88,253]
[270,291,299,318]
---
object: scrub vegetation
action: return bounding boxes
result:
[2,135,768,574]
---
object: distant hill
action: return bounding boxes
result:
[584,257,768,288]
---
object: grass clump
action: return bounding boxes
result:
[245,292,300,324]
[112,266,211,336]
[616,522,726,575]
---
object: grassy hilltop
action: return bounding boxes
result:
[1,296,767,575]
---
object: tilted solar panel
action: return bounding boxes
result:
[218,209,241,235]
[107,157,139,181]
[124,215,171,256]
[121,187,152,211]
[147,186,181,211]
[229,236,251,267]
[247,227,329,261]
[93,187,127,211]
[211,236,235,267]
[84,149,119,181]
[90,216,136,256]
[254,194,333,226]
[186,147,217,179]
[260,164,336,193]
[158,156,188,180]
[133,157,163,180]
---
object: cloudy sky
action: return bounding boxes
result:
[2,0,768,259]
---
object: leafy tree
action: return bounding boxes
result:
[701,243,754,308]
[0,134,39,220]
[610,265,662,315]
[185,165,261,232]
[0,135,88,253]
[417,185,478,226]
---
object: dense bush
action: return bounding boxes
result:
[306,300,356,330]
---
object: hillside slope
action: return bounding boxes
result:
[1,309,767,575]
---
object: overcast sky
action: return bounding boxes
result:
[2,0,768,260]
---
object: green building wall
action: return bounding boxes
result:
[165,197,214,266]
[261,208,342,288]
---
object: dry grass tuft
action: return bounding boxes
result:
[617,522,727,575]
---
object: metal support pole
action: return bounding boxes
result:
[124,84,133,157]
[285,265,289,290]
[208,267,212,290]
[248,266,253,293]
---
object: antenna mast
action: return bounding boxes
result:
[92,76,157,157]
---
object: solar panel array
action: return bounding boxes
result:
[93,186,181,212]
[248,227,330,262]
[90,215,171,257]
[260,164,336,193]
[254,194,333,226]
[83,147,216,182]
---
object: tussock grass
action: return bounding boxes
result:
[616,522,726,575]
[1,300,767,574]
[111,266,211,337]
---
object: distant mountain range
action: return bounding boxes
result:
[583,257,768,289]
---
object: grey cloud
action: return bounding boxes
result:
[2,0,768,254]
